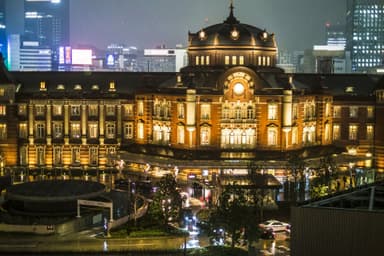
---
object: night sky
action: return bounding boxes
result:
[7,0,346,51]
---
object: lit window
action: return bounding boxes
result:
[366,125,374,140]
[333,106,341,118]
[303,125,316,144]
[88,123,98,138]
[292,127,298,144]
[177,125,185,144]
[52,105,62,116]
[0,124,6,140]
[36,147,45,166]
[200,126,210,145]
[106,123,116,139]
[200,56,205,65]
[123,122,133,139]
[0,105,6,115]
[53,122,63,138]
[239,56,244,65]
[89,147,98,166]
[232,56,237,65]
[18,105,27,115]
[0,88,4,96]
[206,56,210,65]
[109,81,116,92]
[123,104,133,117]
[267,127,277,146]
[53,147,62,165]
[137,101,144,116]
[333,124,341,140]
[349,124,358,140]
[177,103,184,119]
[35,105,45,116]
[35,123,45,139]
[71,105,80,116]
[71,123,81,139]
[88,105,98,116]
[71,147,80,165]
[19,146,27,166]
[200,104,211,120]
[137,121,144,139]
[106,105,115,116]
[367,106,374,118]
[40,81,46,91]
[349,106,358,118]
[225,56,230,65]
[325,123,331,142]
[195,56,199,65]
[19,123,27,138]
[268,104,278,120]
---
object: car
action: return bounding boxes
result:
[259,219,290,232]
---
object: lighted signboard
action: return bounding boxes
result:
[71,49,92,65]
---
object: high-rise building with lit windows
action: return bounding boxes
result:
[24,0,69,68]
[346,0,384,72]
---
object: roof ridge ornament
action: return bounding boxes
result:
[225,0,240,24]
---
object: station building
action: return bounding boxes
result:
[0,4,383,186]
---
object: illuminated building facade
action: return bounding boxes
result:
[0,4,383,182]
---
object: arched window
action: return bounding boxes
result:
[200,126,211,145]
[268,126,278,146]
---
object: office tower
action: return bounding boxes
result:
[346,0,384,72]
[24,0,69,69]
[142,47,187,72]
[325,23,346,47]
[0,0,6,58]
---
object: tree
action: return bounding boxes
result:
[209,184,249,248]
[147,174,182,227]
[287,154,306,202]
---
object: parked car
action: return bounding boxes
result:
[260,228,275,240]
[259,219,290,232]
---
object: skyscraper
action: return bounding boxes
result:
[0,0,6,58]
[346,0,384,72]
[24,0,69,68]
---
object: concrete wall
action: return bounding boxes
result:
[291,206,384,256]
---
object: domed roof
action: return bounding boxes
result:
[189,4,277,49]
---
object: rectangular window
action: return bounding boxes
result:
[232,56,237,65]
[225,56,230,65]
[367,125,374,140]
[333,106,341,118]
[349,106,358,118]
[71,123,81,139]
[0,105,6,115]
[0,124,6,140]
[349,124,358,140]
[36,123,45,139]
[333,124,340,140]
[268,104,278,120]
[137,122,144,139]
[37,147,45,166]
[177,125,185,144]
[367,106,374,118]
[239,56,244,65]
[292,104,298,119]
[35,105,45,116]
[71,105,81,116]
[137,100,144,116]
[200,104,211,120]
[206,56,210,65]
[53,147,62,165]
[123,104,133,117]
[123,122,133,139]
[18,105,27,115]
[89,123,98,138]
[106,123,115,139]
[88,105,98,116]
[177,103,184,119]
[89,147,98,166]
[53,123,63,138]
[200,56,205,65]
[52,105,62,116]
[106,147,116,166]
[71,147,80,165]
[106,105,115,116]
[195,56,199,65]
[19,123,27,138]
[268,127,277,146]
[292,127,298,144]
[200,127,210,145]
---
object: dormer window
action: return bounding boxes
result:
[91,84,99,90]
[345,86,355,94]
[74,84,82,90]
[40,81,47,91]
[57,84,65,90]
[109,81,116,92]
[261,30,268,40]
[199,30,206,40]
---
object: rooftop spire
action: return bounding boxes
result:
[225,0,239,24]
